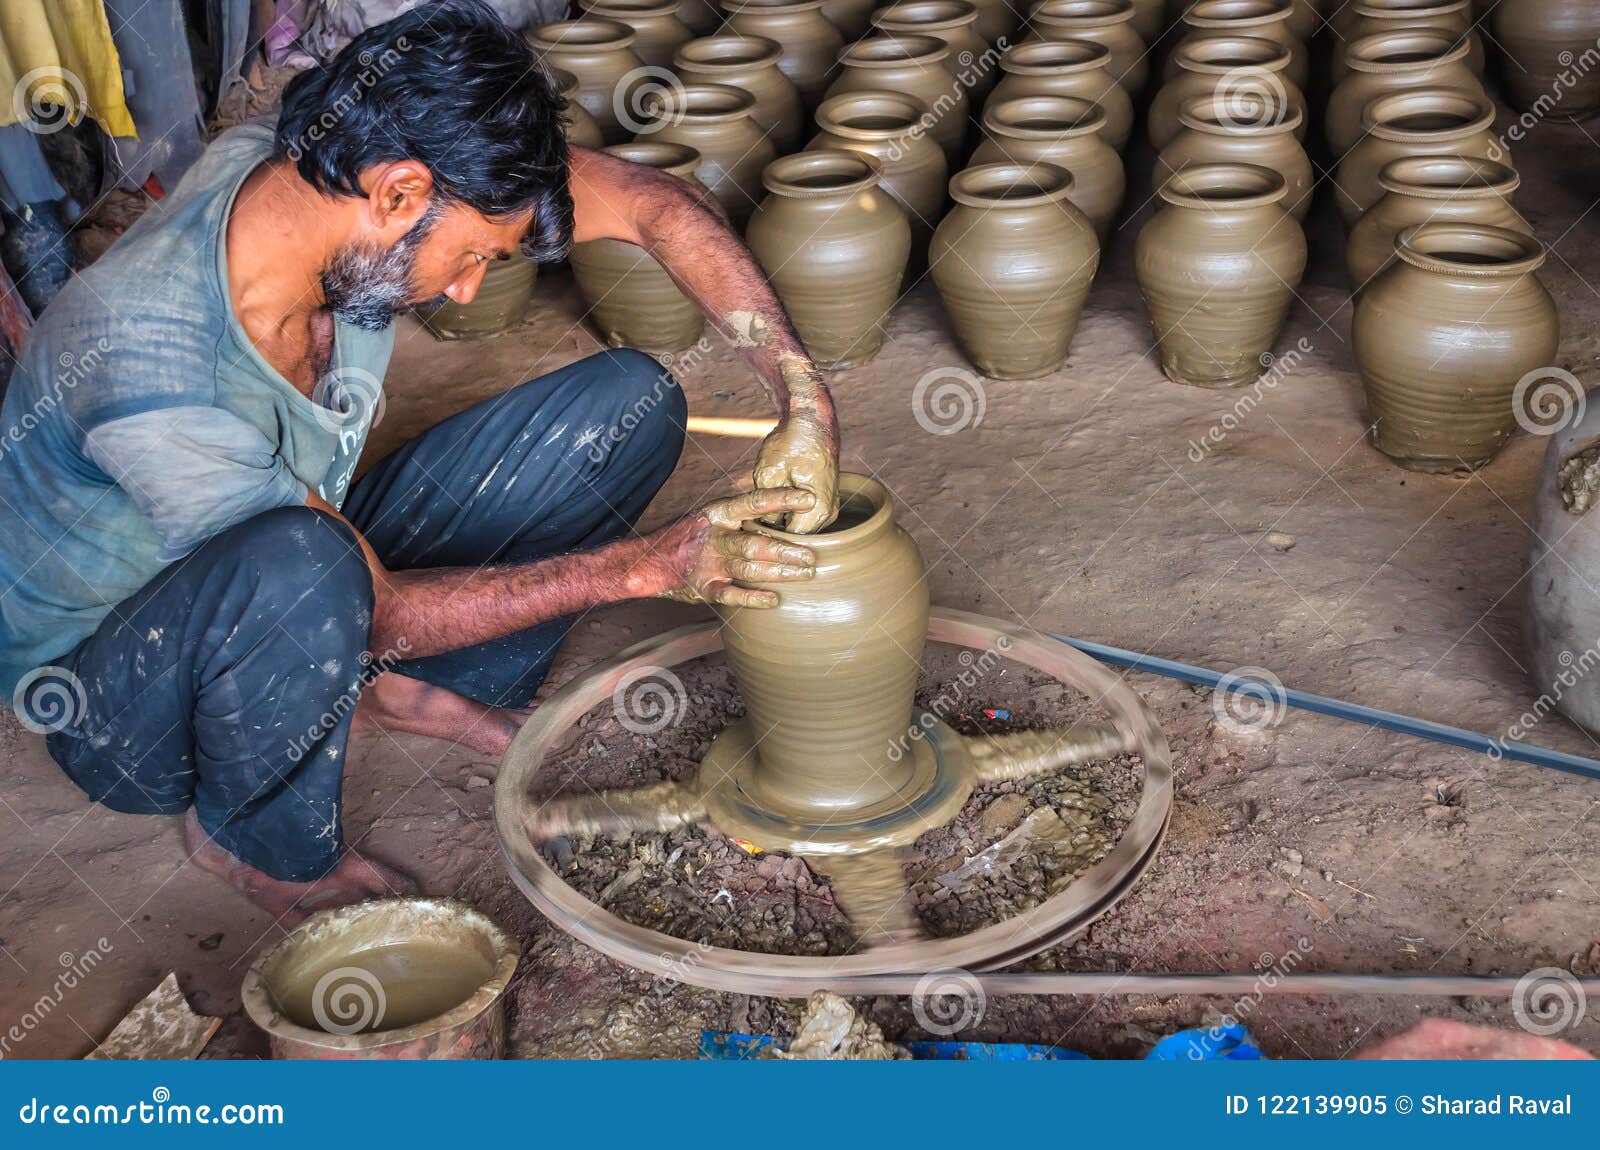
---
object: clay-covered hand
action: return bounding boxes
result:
[647,488,819,608]
[754,407,839,535]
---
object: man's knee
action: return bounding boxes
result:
[209,507,374,643]
[591,348,688,461]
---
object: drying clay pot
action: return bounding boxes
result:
[820,0,880,40]
[930,161,1101,380]
[569,142,708,353]
[873,1,996,103]
[577,0,693,69]
[1346,155,1531,291]
[1165,0,1309,92]
[1155,92,1312,220]
[1353,223,1558,472]
[746,150,912,369]
[1333,87,1499,224]
[826,35,969,164]
[637,83,777,229]
[969,95,1127,243]
[1126,0,1167,42]
[676,0,725,34]
[1135,163,1308,389]
[809,90,949,272]
[1026,0,1151,96]
[419,252,537,341]
[552,67,606,148]
[989,40,1134,152]
[1147,34,1307,151]
[1494,0,1600,118]
[723,0,846,108]
[716,473,931,818]
[1324,29,1486,156]
[1331,0,1483,80]
[674,35,806,152]
[529,19,645,144]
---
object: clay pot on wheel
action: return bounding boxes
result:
[1165,0,1309,92]
[1135,163,1308,388]
[569,143,707,353]
[577,0,694,69]
[1026,0,1151,97]
[1352,223,1558,472]
[715,474,930,820]
[826,35,969,164]
[1155,92,1312,220]
[1331,0,1483,80]
[529,19,646,144]
[1346,155,1531,291]
[674,35,806,153]
[721,0,845,109]
[745,150,912,369]
[1333,87,1499,224]
[969,96,1126,243]
[1494,0,1600,118]
[808,90,949,272]
[1147,34,1307,151]
[872,1,995,103]
[636,83,777,229]
[989,40,1133,152]
[1325,29,1486,157]
[552,67,606,148]
[930,161,1101,380]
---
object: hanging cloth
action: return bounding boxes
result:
[101,0,205,193]
[0,0,136,138]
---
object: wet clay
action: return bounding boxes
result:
[1331,0,1484,80]
[872,0,995,102]
[577,0,693,69]
[1493,0,1600,118]
[1165,0,1309,92]
[1324,29,1485,157]
[639,83,777,229]
[990,40,1134,152]
[1333,87,1500,224]
[274,941,492,1034]
[1147,34,1307,152]
[674,34,806,152]
[1025,0,1150,96]
[529,19,645,144]
[722,0,845,109]
[969,95,1126,243]
[1155,92,1312,220]
[826,34,968,164]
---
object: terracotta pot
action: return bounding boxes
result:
[808,90,949,272]
[873,1,996,103]
[552,67,606,148]
[419,253,536,342]
[577,0,693,69]
[1325,29,1486,156]
[1165,0,1308,92]
[1353,223,1558,472]
[1346,155,1530,291]
[1135,163,1308,388]
[676,0,726,33]
[1331,0,1483,80]
[569,142,708,353]
[746,150,911,368]
[930,161,1101,379]
[722,0,845,109]
[1148,34,1307,151]
[674,35,806,152]
[826,35,969,164]
[1026,0,1151,96]
[990,40,1132,151]
[716,473,930,819]
[1333,87,1499,224]
[1155,92,1312,219]
[529,19,646,144]
[969,96,1126,242]
[637,83,777,228]
[1493,0,1600,118]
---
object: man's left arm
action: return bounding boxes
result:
[565,145,839,533]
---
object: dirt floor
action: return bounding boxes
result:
[4,80,1600,1060]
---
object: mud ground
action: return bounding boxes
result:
[3,84,1600,1060]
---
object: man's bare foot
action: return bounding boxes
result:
[183,808,416,926]
[353,672,525,758]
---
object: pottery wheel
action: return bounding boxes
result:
[494,608,1172,995]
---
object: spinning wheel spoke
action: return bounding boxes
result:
[965,724,1134,783]
[526,780,708,840]
[808,848,926,948]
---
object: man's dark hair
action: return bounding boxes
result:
[275,0,573,261]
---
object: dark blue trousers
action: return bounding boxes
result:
[46,350,685,880]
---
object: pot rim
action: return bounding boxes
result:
[948,160,1076,207]
[1344,28,1470,73]
[1361,87,1494,137]
[644,81,757,122]
[751,472,894,547]
[838,33,951,68]
[999,38,1114,74]
[1177,91,1302,135]
[1377,154,1519,200]
[720,0,827,13]
[1171,33,1291,74]
[578,0,683,18]
[1395,222,1547,277]
[239,897,521,1055]
[984,94,1106,139]
[1028,0,1137,31]
[1157,161,1288,209]
[872,0,981,33]
[602,140,703,177]
[673,33,784,72]
[1181,0,1293,32]
[814,89,932,139]
[530,17,638,51]
[760,148,884,197]
[1351,0,1469,19]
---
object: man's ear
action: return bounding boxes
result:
[365,161,436,234]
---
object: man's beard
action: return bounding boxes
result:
[321,203,445,332]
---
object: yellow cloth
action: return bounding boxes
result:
[0,0,135,137]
